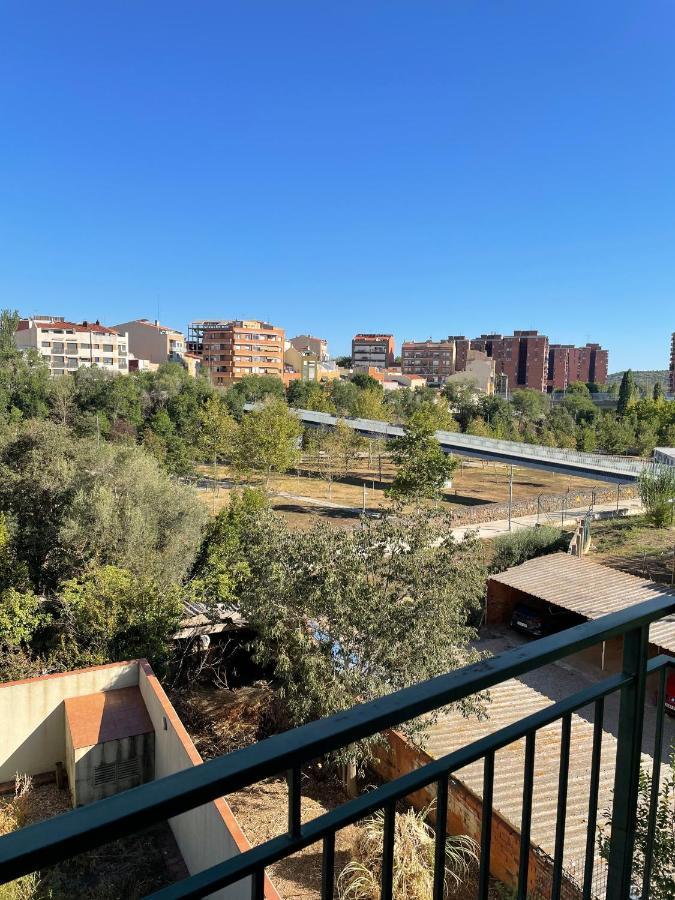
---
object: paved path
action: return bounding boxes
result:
[450,498,644,541]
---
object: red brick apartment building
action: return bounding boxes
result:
[488,330,550,393]
[547,343,608,391]
[351,333,395,371]
[401,339,456,383]
[202,320,284,386]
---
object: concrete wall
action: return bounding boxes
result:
[0,661,137,783]
[69,732,154,807]
[138,662,280,900]
[372,730,580,899]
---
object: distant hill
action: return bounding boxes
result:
[607,370,669,391]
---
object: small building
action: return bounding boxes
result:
[288,334,329,362]
[65,685,154,806]
[444,350,495,394]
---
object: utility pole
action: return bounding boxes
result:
[508,465,514,531]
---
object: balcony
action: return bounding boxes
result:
[0,595,673,899]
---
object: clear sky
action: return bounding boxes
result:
[1,2,674,370]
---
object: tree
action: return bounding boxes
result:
[196,396,238,475]
[617,370,638,416]
[286,379,335,412]
[598,752,674,900]
[306,420,364,498]
[387,411,457,507]
[238,509,487,762]
[234,399,302,487]
[511,389,550,423]
[638,464,675,527]
[56,565,183,671]
[351,372,382,391]
[334,355,352,369]
[352,388,391,421]
[0,421,206,591]
[653,381,665,401]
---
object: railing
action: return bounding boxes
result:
[0,597,674,899]
[261,406,653,480]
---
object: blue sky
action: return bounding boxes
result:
[1,2,674,370]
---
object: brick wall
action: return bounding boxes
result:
[372,730,580,899]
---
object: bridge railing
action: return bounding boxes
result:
[0,595,673,899]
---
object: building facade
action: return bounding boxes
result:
[202,320,284,385]
[351,333,395,371]
[401,339,456,383]
[113,319,186,366]
[288,334,329,362]
[186,320,232,356]
[567,343,608,387]
[15,317,129,376]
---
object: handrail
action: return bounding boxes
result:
[252,405,653,479]
[0,594,673,898]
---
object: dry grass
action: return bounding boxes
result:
[0,778,186,900]
[589,515,675,584]
[337,803,478,900]
[195,458,607,529]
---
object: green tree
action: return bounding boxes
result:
[388,412,457,507]
[235,399,302,487]
[617,370,638,416]
[334,355,352,369]
[57,565,183,670]
[351,372,382,391]
[511,389,550,423]
[653,381,664,401]
[196,396,238,473]
[238,509,487,762]
[306,420,364,498]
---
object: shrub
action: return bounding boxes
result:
[489,525,567,574]
[337,802,477,900]
[638,465,675,528]
[0,775,43,900]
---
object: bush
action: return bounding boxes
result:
[337,802,477,899]
[638,465,675,528]
[489,525,567,574]
[0,775,43,900]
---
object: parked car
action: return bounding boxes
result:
[666,669,675,716]
[509,603,579,639]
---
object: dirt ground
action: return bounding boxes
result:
[196,457,607,529]
[0,781,186,899]
[588,515,675,584]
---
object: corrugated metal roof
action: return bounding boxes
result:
[489,553,675,654]
[427,677,648,878]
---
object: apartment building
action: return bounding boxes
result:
[401,338,456,383]
[186,320,232,356]
[289,334,329,362]
[351,334,395,371]
[202,320,284,385]
[15,317,128,376]
[113,319,186,366]
[671,332,675,393]
[487,330,549,393]
[547,342,608,391]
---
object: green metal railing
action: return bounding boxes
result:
[0,595,673,899]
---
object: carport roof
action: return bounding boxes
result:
[489,552,675,654]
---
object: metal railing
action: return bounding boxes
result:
[0,597,674,899]
[259,406,653,481]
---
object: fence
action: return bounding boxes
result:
[0,596,674,899]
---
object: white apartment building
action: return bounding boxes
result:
[15,317,129,376]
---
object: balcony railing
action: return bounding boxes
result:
[0,595,673,899]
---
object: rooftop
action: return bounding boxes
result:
[489,552,675,653]
[64,686,153,749]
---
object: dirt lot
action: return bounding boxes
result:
[588,515,675,584]
[195,458,608,529]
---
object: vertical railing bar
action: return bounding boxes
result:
[551,713,572,900]
[432,775,449,900]
[251,869,265,900]
[517,732,536,900]
[582,697,604,900]
[606,624,649,898]
[381,800,396,900]
[321,831,336,900]
[478,750,495,900]
[641,664,667,900]
[287,766,302,838]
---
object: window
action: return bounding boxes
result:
[41,341,51,348]
[52,342,64,353]
[102,343,113,352]
[66,342,78,353]
[118,344,126,354]
[118,359,127,368]
[52,356,65,366]
[103,357,113,365]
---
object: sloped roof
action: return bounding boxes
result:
[489,553,675,654]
